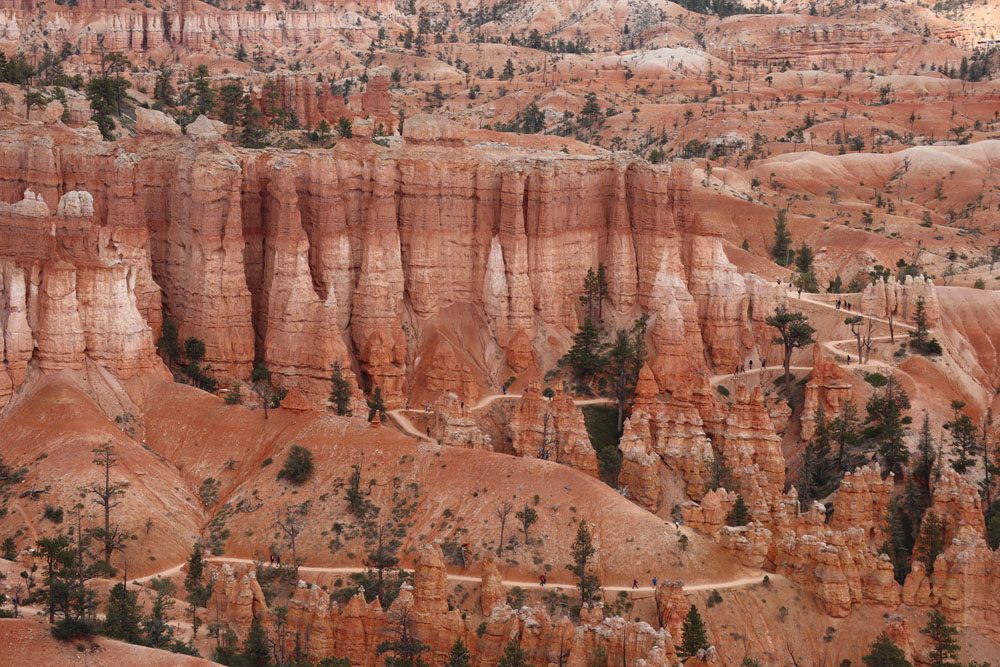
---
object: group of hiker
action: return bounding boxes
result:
[835,299,854,311]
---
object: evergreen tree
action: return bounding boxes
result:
[241,616,273,667]
[865,375,911,477]
[920,610,960,667]
[944,401,980,474]
[801,405,833,502]
[143,578,176,648]
[726,495,751,526]
[560,317,607,391]
[192,64,216,116]
[566,520,600,604]
[771,209,792,266]
[679,604,710,658]
[103,582,143,644]
[765,305,816,391]
[501,58,515,80]
[498,640,529,667]
[831,401,863,474]
[912,411,936,509]
[330,361,353,416]
[794,242,813,273]
[605,315,648,431]
[184,543,209,637]
[883,496,917,584]
[908,297,941,355]
[367,386,387,422]
[915,512,946,575]
[153,66,175,106]
[862,632,912,667]
[580,267,599,321]
[446,638,471,667]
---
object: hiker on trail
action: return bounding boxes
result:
[748,359,753,370]
[652,577,658,587]
[847,355,851,364]
[539,574,547,586]
[632,579,639,590]
[797,287,803,298]
[502,385,506,395]
[836,299,841,309]
[276,553,282,566]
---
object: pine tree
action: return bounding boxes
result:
[103,582,143,644]
[241,616,273,667]
[801,405,833,502]
[498,640,529,667]
[580,267,599,321]
[908,297,941,355]
[862,632,912,667]
[913,411,936,507]
[831,400,863,474]
[367,386,387,422]
[771,209,792,266]
[726,495,751,526]
[794,242,814,273]
[446,638,471,667]
[920,610,960,667]
[330,361,353,416]
[566,520,599,604]
[561,316,607,390]
[765,305,816,390]
[916,512,945,575]
[143,578,176,648]
[865,376,911,477]
[944,401,980,474]
[679,604,710,658]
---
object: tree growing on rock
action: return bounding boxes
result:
[678,604,710,659]
[865,374,911,478]
[368,386,387,422]
[920,610,960,667]
[330,361,353,416]
[862,632,912,667]
[605,315,649,431]
[765,305,816,391]
[726,495,751,526]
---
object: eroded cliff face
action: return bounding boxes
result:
[0,118,777,409]
[0,186,161,408]
[204,543,679,667]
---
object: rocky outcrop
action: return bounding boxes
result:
[205,542,679,666]
[801,346,854,442]
[507,383,598,476]
[429,392,492,450]
[862,275,939,326]
[828,464,892,544]
[619,411,661,511]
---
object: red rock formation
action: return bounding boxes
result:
[429,391,492,450]
[801,346,855,442]
[862,275,939,326]
[507,383,598,476]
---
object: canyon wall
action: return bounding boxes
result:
[0,118,776,409]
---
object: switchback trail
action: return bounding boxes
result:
[387,395,614,444]
[128,556,776,595]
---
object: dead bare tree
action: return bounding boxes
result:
[80,443,132,571]
[495,501,513,557]
[274,503,306,580]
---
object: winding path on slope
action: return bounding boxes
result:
[127,556,776,595]
[387,395,615,444]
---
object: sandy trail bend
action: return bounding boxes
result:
[128,556,776,595]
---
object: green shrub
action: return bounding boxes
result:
[277,445,314,485]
